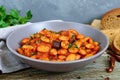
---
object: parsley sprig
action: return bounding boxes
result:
[0,6,32,28]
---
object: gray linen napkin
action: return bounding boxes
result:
[0,20,63,73]
[0,40,29,73]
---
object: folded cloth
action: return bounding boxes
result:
[0,22,32,39]
[0,41,29,73]
[0,20,63,73]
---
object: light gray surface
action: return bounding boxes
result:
[0,0,120,23]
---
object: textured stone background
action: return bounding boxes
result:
[0,0,120,23]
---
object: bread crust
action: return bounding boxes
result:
[101,29,120,47]
[101,8,120,30]
[111,41,120,55]
[112,32,120,55]
[110,44,119,55]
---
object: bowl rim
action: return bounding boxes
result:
[6,21,109,64]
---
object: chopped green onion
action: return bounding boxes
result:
[68,43,73,48]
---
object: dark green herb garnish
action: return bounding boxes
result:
[71,34,75,38]
[49,56,53,61]
[68,43,78,48]
[31,52,37,55]
[74,44,78,48]
[36,41,40,44]
[68,43,73,48]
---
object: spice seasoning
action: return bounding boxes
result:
[106,56,115,73]
[107,50,120,62]
[104,77,110,80]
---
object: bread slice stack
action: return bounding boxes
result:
[91,8,120,55]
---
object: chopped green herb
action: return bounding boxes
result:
[71,34,75,38]
[30,34,36,39]
[74,44,78,48]
[68,43,73,48]
[50,30,56,33]
[31,52,37,55]
[68,43,78,48]
[40,34,44,36]
[36,40,41,44]
[49,56,53,61]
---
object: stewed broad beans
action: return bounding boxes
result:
[17,28,100,62]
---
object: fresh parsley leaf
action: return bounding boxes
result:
[68,43,73,48]
[26,10,32,20]
[68,43,78,49]
[19,17,28,24]
[0,6,6,20]
[0,20,6,28]
[10,19,19,26]
[31,52,37,55]
[9,9,20,19]
[0,5,32,28]
[74,44,78,48]
[0,6,5,12]
[49,56,53,61]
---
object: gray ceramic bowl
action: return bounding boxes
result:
[6,21,109,72]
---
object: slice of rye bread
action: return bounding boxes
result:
[112,31,120,55]
[101,8,120,30]
[111,42,120,55]
[90,19,120,47]
[91,19,120,55]
[101,29,120,47]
